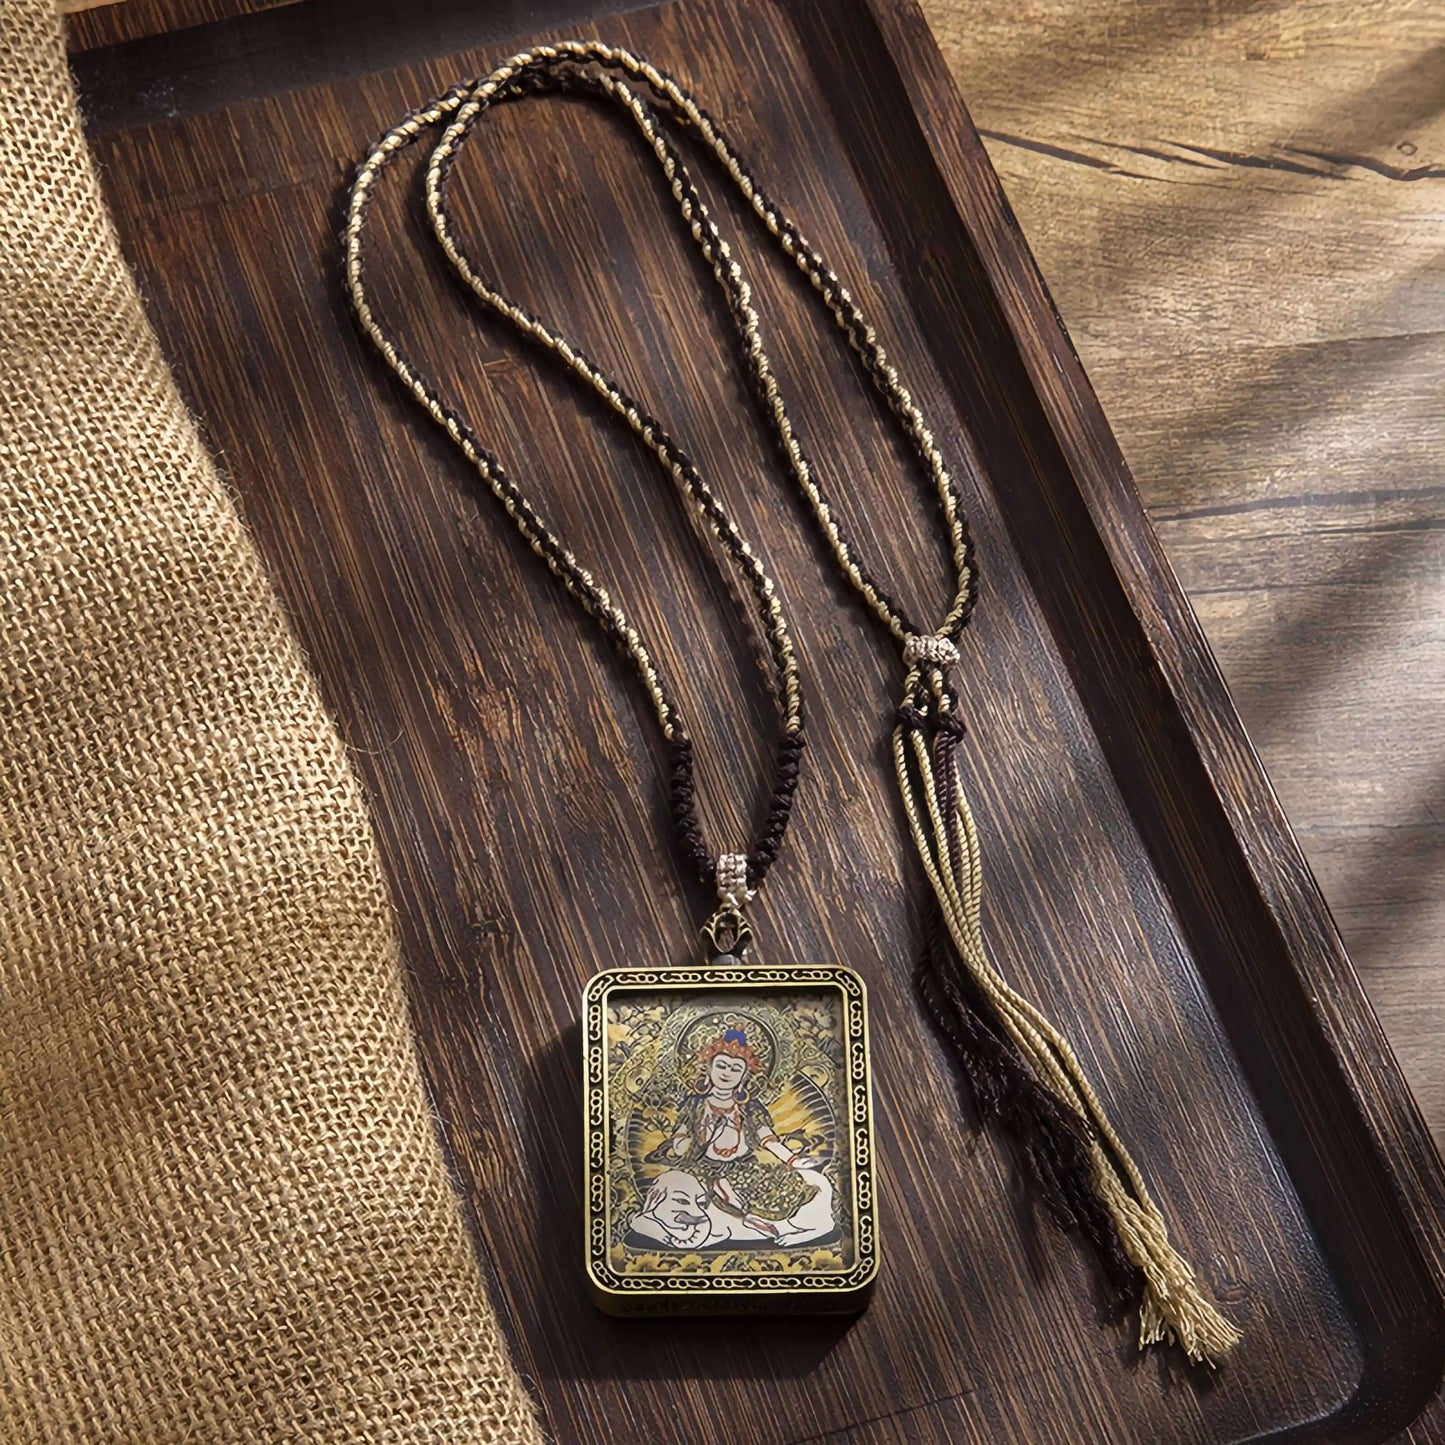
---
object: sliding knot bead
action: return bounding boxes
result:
[716,851,752,909]
[903,633,959,670]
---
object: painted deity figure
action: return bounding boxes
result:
[644,1026,821,1239]
[628,1166,836,1250]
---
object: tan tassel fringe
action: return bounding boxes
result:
[894,666,1241,1366]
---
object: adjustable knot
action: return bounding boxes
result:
[897,695,966,735]
[903,633,959,671]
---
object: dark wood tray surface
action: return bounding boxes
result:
[73,1,1445,1439]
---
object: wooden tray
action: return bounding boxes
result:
[71,1,1445,1439]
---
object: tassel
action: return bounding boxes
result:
[916,906,1145,1317]
[896,649,1240,1365]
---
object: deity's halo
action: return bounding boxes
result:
[658,997,797,1103]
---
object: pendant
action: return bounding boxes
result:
[582,952,878,1315]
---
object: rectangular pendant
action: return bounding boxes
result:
[582,960,878,1315]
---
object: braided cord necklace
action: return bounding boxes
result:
[343,41,1237,1360]
[345,64,808,962]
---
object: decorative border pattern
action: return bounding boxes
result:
[582,964,878,1306]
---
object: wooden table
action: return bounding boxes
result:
[926,0,1445,1146]
[66,0,1445,1149]
[54,1,1445,1439]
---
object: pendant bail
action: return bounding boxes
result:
[702,852,754,959]
[700,906,753,960]
[902,634,961,718]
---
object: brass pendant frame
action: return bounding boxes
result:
[582,960,878,1315]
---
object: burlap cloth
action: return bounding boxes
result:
[0,4,541,1439]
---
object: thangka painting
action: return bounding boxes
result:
[604,985,857,1279]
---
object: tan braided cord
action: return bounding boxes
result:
[378,41,1235,1364]
[895,671,1241,1364]
[0,4,539,1439]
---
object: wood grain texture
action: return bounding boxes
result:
[63,0,297,51]
[68,0,1445,1439]
[925,0,1445,1155]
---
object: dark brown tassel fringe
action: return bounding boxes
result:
[905,708,1143,1317]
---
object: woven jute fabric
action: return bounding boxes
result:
[0,4,540,1440]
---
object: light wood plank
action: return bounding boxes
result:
[927,0,1445,1142]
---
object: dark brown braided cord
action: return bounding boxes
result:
[345,43,978,889]
[415,46,979,655]
[339,33,1103,1297]
[344,65,808,901]
[343,43,1235,1361]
